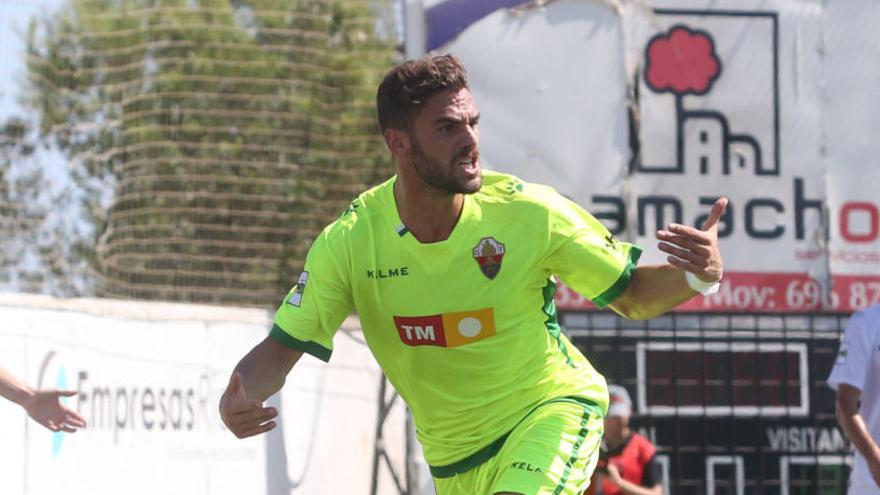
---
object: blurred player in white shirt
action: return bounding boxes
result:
[828,304,880,494]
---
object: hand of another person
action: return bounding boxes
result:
[219,371,278,439]
[22,389,87,432]
[607,463,623,487]
[656,197,728,283]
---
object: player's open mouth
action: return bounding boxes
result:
[459,156,479,174]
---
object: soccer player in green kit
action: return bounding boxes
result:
[220,54,727,494]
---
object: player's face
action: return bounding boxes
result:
[408,87,481,194]
[604,415,627,444]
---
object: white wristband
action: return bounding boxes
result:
[685,271,721,295]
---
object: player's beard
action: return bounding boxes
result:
[410,135,482,195]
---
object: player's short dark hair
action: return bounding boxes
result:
[376,54,469,133]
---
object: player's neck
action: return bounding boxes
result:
[393,175,464,244]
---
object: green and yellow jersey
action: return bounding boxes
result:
[271,171,641,474]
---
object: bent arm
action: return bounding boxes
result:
[608,265,697,320]
[234,336,304,401]
[615,479,662,495]
[836,384,880,466]
[606,198,727,320]
[0,365,33,406]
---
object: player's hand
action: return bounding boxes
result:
[219,371,278,439]
[656,197,727,283]
[22,389,87,432]
[606,463,623,486]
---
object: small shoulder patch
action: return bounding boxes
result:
[503,179,525,195]
[287,271,309,307]
[836,342,848,364]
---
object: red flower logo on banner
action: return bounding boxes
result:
[645,25,721,95]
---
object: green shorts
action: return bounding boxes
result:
[433,398,604,495]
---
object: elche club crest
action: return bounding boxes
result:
[472,237,505,280]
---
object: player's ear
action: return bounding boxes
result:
[384,128,410,157]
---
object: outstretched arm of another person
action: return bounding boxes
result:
[608,197,727,320]
[606,464,662,495]
[0,365,86,432]
[0,365,32,406]
[219,336,303,439]
[836,383,880,487]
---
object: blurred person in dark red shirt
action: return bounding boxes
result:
[586,385,662,495]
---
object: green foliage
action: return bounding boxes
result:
[0,116,87,295]
[0,117,42,290]
[22,0,398,306]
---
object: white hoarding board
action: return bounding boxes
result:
[0,294,409,495]
[0,294,267,495]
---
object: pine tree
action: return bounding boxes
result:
[21,0,397,306]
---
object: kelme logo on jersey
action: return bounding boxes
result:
[473,237,505,280]
[394,308,496,347]
[287,271,308,307]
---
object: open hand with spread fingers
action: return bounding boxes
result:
[219,371,278,439]
[23,389,87,432]
[656,197,728,285]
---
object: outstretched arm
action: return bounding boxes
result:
[219,336,303,439]
[609,197,727,320]
[0,365,32,405]
[0,365,87,432]
[836,384,880,487]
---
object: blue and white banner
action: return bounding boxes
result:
[0,294,267,495]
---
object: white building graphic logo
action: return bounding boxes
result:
[636,11,780,178]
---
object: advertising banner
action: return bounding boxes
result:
[0,294,267,495]
[0,294,407,495]
[422,0,880,312]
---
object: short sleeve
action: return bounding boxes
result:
[270,229,354,362]
[642,455,663,487]
[544,194,642,308]
[827,310,874,391]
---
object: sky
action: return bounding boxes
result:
[0,0,64,120]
